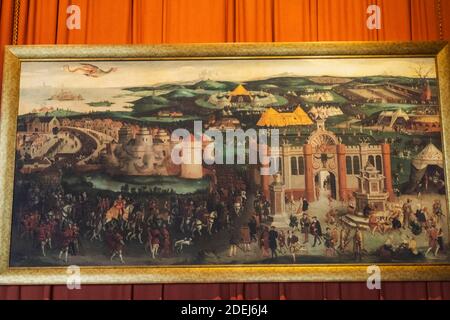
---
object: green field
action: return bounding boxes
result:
[132,95,171,114]
[301,90,347,104]
[195,97,222,110]
[361,103,420,116]
[135,115,201,122]
[272,95,289,106]
[39,110,203,125]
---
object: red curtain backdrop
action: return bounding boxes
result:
[1,0,450,300]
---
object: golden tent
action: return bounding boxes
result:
[230,84,252,96]
[229,84,252,103]
[293,106,314,125]
[257,106,313,127]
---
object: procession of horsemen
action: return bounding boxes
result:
[14,178,253,264]
[13,172,447,264]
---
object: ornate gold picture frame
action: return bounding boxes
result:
[1,42,450,284]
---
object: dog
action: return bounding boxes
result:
[174,237,193,253]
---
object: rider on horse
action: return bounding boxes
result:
[113,194,126,216]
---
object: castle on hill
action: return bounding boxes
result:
[103,126,203,179]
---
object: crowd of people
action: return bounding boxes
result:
[253,194,448,263]
[14,175,251,264]
[13,170,448,265]
[363,198,446,257]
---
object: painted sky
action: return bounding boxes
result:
[20,57,436,89]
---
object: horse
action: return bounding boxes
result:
[89,218,104,242]
[126,209,145,243]
[156,209,172,226]
[105,204,134,223]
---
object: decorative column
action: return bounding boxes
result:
[359,143,369,169]
[381,143,395,200]
[336,144,348,201]
[269,174,288,228]
[261,163,270,200]
[303,144,315,202]
[270,175,285,215]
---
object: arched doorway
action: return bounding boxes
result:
[314,170,337,200]
[420,164,445,194]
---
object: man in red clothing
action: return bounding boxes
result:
[110,231,125,263]
[37,223,49,257]
[58,224,74,263]
[160,225,171,258]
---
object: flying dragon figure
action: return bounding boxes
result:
[63,63,117,77]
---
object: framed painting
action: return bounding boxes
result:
[1,42,450,284]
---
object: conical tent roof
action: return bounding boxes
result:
[256,108,277,126]
[293,106,314,125]
[412,142,443,170]
[257,106,313,127]
[230,84,251,96]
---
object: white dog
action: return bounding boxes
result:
[174,237,193,253]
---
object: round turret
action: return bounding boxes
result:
[118,126,132,144]
[135,127,153,146]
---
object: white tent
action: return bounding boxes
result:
[411,142,443,170]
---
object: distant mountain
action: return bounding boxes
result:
[162,89,198,99]
[123,87,154,92]
[124,75,431,93]
[191,80,228,90]
[155,84,187,91]
[189,80,239,91]
[124,84,186,92]
[132,95,170,114]
[245,76,312,90]
[127,81,238,93]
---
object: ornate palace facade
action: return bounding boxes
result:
[257,118,394,203]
